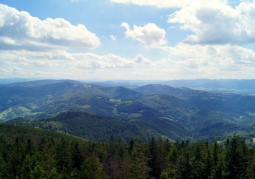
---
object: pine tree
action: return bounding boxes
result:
[119,151,131,179]
[30,165,45,179]
[177,152,193,179]
[55,138,72,177]
[160,170,170,179]
[80,154,108,179]
[71,142,83,170]
[166,144,179,178]
[223,135,248,179]
[25,138,35,157]
[0,153,5,179]
[129,140,151,179]
[46,168,61,179]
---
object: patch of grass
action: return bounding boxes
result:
[83,84,91,88]
[110,99,121,103]
[129,113,142,118]
[0,106,32,121]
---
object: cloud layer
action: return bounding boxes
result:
[110,0,226,8]
[168,1,255,45]
[0,4,100,51]
[112,0,255,45]
[121,22,167,47]
[1,1,255,80]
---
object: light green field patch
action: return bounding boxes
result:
[160,117,174,121]
[30,104,37,109]
[0,110,15,120]
[83,84,91,88]
[129,113,142,118]
[248,112,255,117]
[110,99,121,103]
[80,105,91,109]
[125,100,133,104]
[0,106,32,121]
[18,106,30,112]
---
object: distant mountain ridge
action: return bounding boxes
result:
[95,79,255,95]
[1,79,255,142]
[2,78,255,94]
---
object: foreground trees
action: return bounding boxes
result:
[0,125,255,179]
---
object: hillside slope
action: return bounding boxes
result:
[9,111,190,141]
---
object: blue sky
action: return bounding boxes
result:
[1,0,255,80]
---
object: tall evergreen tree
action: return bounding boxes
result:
[129,140,151,179]
[223,135,248,179]
[80,154,108,179]
[55,138,72,177]
[71,142,83,170]
[177,152,193,179]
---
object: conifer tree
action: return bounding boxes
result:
[55,138,72,177]
[71,142,83,170]
[223,135,248,179]
[129,148,151,179]
[0,153,5,179]
[160,170,170,179]
[80,154,108,179]
[177,152,193,179]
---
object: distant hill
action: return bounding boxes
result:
[5,79,79,87]
[131,84,215,101]
[0,78,32,84]
[9,111,189,141]
[138,94,197,122]
[161,79,255,95]
[1,79,255,141]
[90,79,255,95]
[0,81,146,120]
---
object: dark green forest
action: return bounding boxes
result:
[1,80,255,178]
[9,111,188,142]
[1,124,255,179]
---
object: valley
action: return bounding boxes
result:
[1,79,255,143]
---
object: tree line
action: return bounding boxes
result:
[0,127,255,179]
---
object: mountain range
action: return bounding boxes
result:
[1,79,255,142]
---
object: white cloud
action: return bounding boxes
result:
[112,0,255,45]
[0,4,100,50]
[134,54,151,64]
[110,0,226,8]
[0,50,135,69]
[161,43,255,77]
[110,35,117,41]
[71,53,135,69]
[168,1,255,45]
[121,22,167,47]
[0,66,23,74]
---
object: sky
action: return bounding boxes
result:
[1,0,255,80]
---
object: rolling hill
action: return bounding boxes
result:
[1,79,255,141]
[9,111,189,141]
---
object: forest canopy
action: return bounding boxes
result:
[0,124,255,179]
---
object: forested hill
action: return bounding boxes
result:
[1,79,255,141]
[8,111,189,141]
[0,124,255,179]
